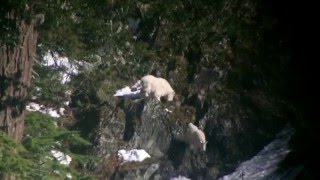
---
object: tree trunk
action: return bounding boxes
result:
[0,10,39,142]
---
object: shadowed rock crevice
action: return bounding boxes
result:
[120,98,145,141]
[167,138,187,169]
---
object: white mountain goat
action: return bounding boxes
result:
[131,75,175,102]
[184,123,207,151]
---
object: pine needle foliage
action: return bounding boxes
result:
[0,112,95,179]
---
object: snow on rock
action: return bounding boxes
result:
[113,86,141,98]
[43,52,78,84]
[114,79,143,98]
[117,149,151,163]
[47,109,61,118]
[51,149,72,165]
[53,170,61,175]
[170,176,191,180]
[165,108,173,113]
[26,102,43,112]
[43,51,93,84]
[58,107,65,115]
[66,173,72,179]
[26,102,64,118]
[63,101,70,106]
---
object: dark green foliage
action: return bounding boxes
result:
[0,0,26,45]
[0,112,95,179]
[30,64,69,104]
[0,132,34,176]
[24,112,95,177]
[24,112,92,150]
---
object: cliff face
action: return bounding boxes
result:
[94,74,289,180]
[66,1,313,178]
[96,98,206,179]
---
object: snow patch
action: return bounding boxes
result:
[47,109,61,118]
[66,173,72,179]
[43,51,93,84]
[117,149,151,163]
[26,102,43,111]
[113,86,141,98]
[43,52,78,84]
[58,107,65,115]
[51,149,72,165]
[170,175,191,180]
[53,170,61,175]
[26,102,64,118]
[63,101,70,106]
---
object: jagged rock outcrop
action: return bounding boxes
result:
[95,97,209,179]
[93,68,293,180]
[125,99,173,157]
[219,125,301,180]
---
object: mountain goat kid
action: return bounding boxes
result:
[184,123,207,151]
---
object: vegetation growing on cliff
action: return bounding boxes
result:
[0,0,315,179]
[0,112,94,178]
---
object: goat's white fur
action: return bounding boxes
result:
[185,123,207,151]
[133,75,175,101]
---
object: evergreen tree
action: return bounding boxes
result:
[0,0,44,142]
